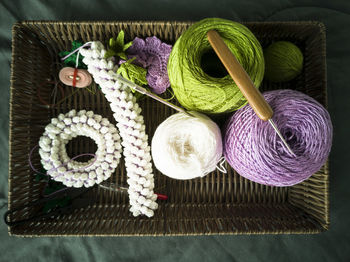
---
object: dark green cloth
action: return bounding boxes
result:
[0,0,349,261]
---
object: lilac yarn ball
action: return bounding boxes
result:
[224,89,333,187]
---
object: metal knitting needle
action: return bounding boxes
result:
[116,75,195,117]
[207,30,295,156]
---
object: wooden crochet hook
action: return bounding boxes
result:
[207,30,295,155]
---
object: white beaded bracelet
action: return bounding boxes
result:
[39,109,122,188]
[79,41,158,217]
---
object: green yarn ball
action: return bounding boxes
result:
[264,41,304,82]
[168,18,265,114]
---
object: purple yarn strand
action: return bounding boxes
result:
[28,145,45,175]
[29,145,97,196]
[224,89,333,187]
[28,144,97,179]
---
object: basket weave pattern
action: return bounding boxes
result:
[8,21,328,236]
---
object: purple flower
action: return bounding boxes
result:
[127,36,172,94]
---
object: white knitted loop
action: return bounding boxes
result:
[80,42,158,217]
[39,110,122,188]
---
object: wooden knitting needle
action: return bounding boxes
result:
[207,30,295,155]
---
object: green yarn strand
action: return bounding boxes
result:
[168,18,265,114]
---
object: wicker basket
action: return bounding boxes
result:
[8,21,328,236]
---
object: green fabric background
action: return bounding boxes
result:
[1,0,349,261]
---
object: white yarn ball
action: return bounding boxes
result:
[151,112,223,180]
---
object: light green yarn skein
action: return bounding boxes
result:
[264,41,303,82]
[168,18,265,114]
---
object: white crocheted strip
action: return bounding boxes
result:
[39,109,122,188]
[80,42,158,217]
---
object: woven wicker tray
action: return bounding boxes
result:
[8,21,328,236]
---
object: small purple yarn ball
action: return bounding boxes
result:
[224,89,333,186]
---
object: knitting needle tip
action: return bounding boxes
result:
[268,119,295,156]
[117,75,195,117]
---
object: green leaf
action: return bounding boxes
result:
[59,51,69,57]
[116,30,125,48]
[42,196,71,213]
[117,52,127,60]
[34,173,48,182]
[59,41,87,69]
[105,49,117,59]
[109,38,115,48]
[117,61,148,87]
[123,41,133,51]
[72,41,82,50]
[105,30,132,60]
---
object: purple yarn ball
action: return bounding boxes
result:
[224,89,333,187]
